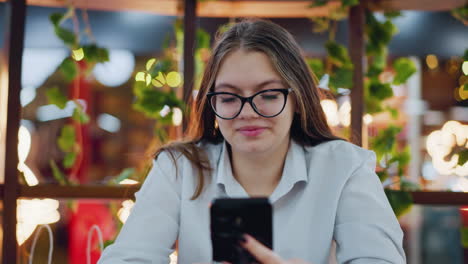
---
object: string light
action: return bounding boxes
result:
[426,120,468,177]
[426,54,438,70]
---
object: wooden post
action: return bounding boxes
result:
[182,0,196,131]
[349,4,365,147]
[0,0,26,263]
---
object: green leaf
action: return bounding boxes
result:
[384,189,413,218]
[385,106,399,119]
[59,57,78,82]
[63,152,77,169]
[111,168,136,185]
[377,171,389,182]
[103,240,116,249]
[72,105,90,124]
[451,6,468,26]
[400,178,421,191]
[365,13,397,56]
[196,28,211,49]
[82,44,110,63]
[384,11,402,19]
[133,89,184,118]
[330,67,353,90]
[365,95,383,114]
[463,49,468,61]
[370,126,401,161]
[306,58,325,77]
[58,125,75,152]
[393,58,416,85]
[54,27,77,47]
[459,149,468,166]
[341,0,359,7]
[325,41,352,68]
[50,13,64,27]
[133,80,150,97]
[46,86,68,109]
[369,81,393,100]
[309,17,330,33]
[49,160,68,185]
[308,0,328,7]
[367,49,388,79]
[461,227,468,248]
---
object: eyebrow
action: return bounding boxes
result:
[214,79,286,92]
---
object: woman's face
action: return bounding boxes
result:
[213,49,295,156]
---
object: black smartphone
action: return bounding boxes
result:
[210,197,273,264]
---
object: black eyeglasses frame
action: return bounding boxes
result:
[206,88,293,120]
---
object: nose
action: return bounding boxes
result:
[238,101,259,119]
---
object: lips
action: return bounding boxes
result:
[237,126,266,137]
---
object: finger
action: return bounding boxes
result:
[240,234,283,264]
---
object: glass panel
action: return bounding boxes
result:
[18,199,127,264]
[19,6,180,187]
[400,205,467,264]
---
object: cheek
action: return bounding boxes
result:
[216,118,232,135]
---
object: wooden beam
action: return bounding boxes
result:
[0,0,463,15]
[410,191,468,206]
[0,0,342,18]
[197,1,340,18]
[19,185,140,199]
[11,185,468,205]
[1,0,26,263]
[349,4,365,147]
[367,0,466,11]
[182,0,196,131]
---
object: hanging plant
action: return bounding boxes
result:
[451,4,468,25]
[306,4,420,218]
[42,6,110,184]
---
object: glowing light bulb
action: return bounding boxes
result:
[363,114,373,125]
[18,126,38,186]
[320,100,339,127]
[117,200,135,223]
[172,108,183,126]
[338,101,351,127]
[17,199,60,245]
[119,179,139,185]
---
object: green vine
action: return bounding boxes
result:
[44,6,110,184]
[306,5,420,217]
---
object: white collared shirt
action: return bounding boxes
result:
[99,140,406,264]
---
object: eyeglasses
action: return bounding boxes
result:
[207,88,293,120]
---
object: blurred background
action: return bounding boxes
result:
[0,1,467,263]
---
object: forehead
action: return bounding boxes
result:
[215,49,283,88]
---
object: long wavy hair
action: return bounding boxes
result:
[156,18,342,199]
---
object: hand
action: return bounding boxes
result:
[240,234,312,264]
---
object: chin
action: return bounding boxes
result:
[231,138,272,154]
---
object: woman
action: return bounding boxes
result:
[99,19,406,264]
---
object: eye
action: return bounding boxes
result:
[218,95,238,103]
[261,94,279,100]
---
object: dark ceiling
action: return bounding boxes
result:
[1,4,467,58]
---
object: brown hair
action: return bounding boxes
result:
[156,19,341,199]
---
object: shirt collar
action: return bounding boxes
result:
[215,140,308,203]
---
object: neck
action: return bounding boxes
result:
[229,139,290,197]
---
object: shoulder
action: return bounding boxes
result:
[302,139,376,174]
[154,141,223,171]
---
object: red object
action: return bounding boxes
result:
[460,206,468,227]
[68,201,116,264]
[67,61,115,264]
[69,60,92,184]
[460,206,468,263]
